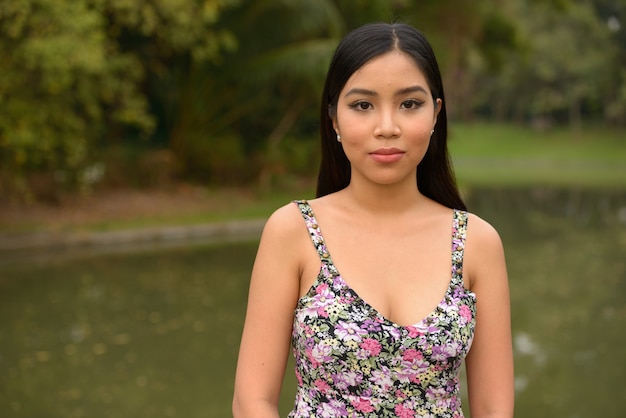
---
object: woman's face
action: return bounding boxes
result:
[332,50,441,188]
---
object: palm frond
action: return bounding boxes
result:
[248,38,339,85]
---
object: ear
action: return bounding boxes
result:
[433,98,442,127]
[331,117,339,136]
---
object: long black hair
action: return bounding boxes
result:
[316,23,466,211]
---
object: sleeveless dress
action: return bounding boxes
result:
[288,200,476,418]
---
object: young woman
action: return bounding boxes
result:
[233,23,514,417]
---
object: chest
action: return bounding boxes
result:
[293,264,477,375]
[300,219,454,326]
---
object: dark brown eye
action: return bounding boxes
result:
[401,99,424,109]
[349,101,373,111]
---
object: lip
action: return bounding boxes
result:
[369,147,405,163]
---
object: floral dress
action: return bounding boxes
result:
[288,201,476,418]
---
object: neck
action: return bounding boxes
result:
[341,178,426,217]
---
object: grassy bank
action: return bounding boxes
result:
[449,123,626,187]
[0,123,624,235]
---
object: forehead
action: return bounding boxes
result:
[344,51,428,91]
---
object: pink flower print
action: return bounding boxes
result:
[401,348,423,362]
[351,397,375,413]
[370,367,394,390]
[406,325,423,338]
[416,322,440,334]
[333,370,363,391]
[305,348,319,367]
[290,206,473,416]
[314,379,331,394]
[313,284,336,317]
[320,263,332,277]
[317,400,347,417]
[335,321,367,342]
[313,285,335,308]
[459,304,473,323]
[426,386,449,402]
[347,370,364,386]
[316,402,336,417]
[395,403,415,418]
[432,341,461,361]
[317,308,329,318]
[398,355,428,383]
[316,282,329,294]
[360,338,382,356]
[292,395,314,416]
[311,341,333,364]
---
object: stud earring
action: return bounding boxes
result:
[337,134,341,142]
[430,129,435,136]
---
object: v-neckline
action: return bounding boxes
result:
[296,201,463,329]
[317,264,452,329]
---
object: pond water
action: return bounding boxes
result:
[0,188,625,417]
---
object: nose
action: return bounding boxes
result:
[373,107,401,139]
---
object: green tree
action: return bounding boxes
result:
[225,0,345,188]
[210,0,508,187]
[592,0,626,124]
[0,0,236,201]
[530,0,617,132]
[185,0,398,188]
[469,0,623,130]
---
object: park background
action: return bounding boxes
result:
[0,0,625,417]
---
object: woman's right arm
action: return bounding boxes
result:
[232,205,304,417]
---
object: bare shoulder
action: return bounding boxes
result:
[466,212,504,249]
[260,200,308,239]
[257,201,312,260]
[464,212,507,289]
[247,200,311,301]
[463,212,514,414]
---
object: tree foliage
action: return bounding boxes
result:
[469,0,624,129]
[0,0,236,200]
[0,0,623,201]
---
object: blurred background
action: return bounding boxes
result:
[0,0,624,417]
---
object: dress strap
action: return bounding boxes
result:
[451,209,468,286]
[293,200,332,264]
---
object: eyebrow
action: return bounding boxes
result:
[344,85,428,98]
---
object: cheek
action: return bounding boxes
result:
[335,112,368,140]
[406,123,433,142]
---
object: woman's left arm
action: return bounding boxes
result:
[464,214,514,418]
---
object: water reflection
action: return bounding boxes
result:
[470,187,626,418]
[0,242,258,417]
[0,188,624,417]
